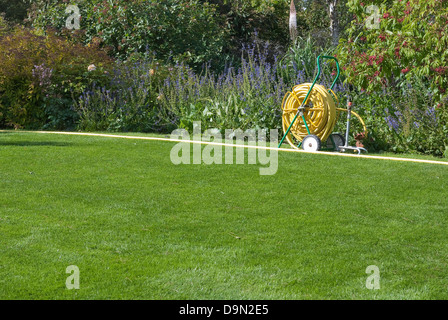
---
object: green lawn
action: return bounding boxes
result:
[0,130,447,299]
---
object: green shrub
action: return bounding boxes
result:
[278,35,335,83]
[348,77,448,157]
[30,0,228,71]
[337,0,448,103]
[0,27,114,129]
[0,13,8,35]
[0,0,29,23]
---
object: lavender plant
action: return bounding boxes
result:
[76,58,174,132]
[77,40,296,133]
[157,40,302,133]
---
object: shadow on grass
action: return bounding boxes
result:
[0,141,71,147]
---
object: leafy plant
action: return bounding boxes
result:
[0,26,113,129]
[337,0,448,103]
[278,35,335,83]
[30,0,228,71]
[0,0,29,23]
[347,76,448,156]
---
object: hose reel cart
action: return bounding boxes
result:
[278,55,368,154]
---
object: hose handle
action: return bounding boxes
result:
[316,55,340,91]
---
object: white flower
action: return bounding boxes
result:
[88,64,96,72]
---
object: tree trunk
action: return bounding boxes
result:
[327,0,339,46]
[289,0,297,42]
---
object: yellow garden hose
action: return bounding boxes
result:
[281,83,367,149]
[281,83,337,148]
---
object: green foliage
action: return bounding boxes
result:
[298,0,332,39]
[75,41,294,134]
[335,0,448,156]
[278,35,335,82]
[0,26,114,129]
[3,0,446,157]
[207,0,351,67]
[337,0,448,103]
[284,0,354,47]
[207,0,290,58]
[347,77,448,156]
[28,0,350,73]
[30,0,228,71]
[149,41,291,133]
[0,0,29,23]
[0,13,8,36]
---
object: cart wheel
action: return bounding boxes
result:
[302,135,321,151]
[326,133,345,150]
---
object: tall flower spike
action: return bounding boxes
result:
[289,0,298,42]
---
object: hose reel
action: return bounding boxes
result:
[278,56,368,154]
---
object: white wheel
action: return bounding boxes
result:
[302,135,321,151]
[326,133,345,150]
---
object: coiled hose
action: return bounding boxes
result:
[281,83,367,149]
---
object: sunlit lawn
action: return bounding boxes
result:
[0,131,447,299]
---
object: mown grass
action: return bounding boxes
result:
[0,131,447,299]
